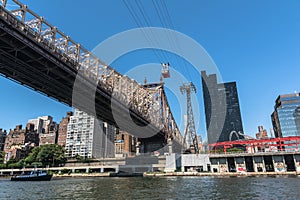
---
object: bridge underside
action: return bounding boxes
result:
[0,16,170,152]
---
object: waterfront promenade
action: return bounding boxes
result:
[1,151,300,177]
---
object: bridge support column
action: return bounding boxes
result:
[262,157,266,172]
[115,166,119,173]
[295,155,300,173]
[253,156,264,172]
[86,168,89,173]
[72,169,75,173]
[136,142,141,156]
[168,138,173,154]
[273,155,286,172]
[100,168,104,173]
[219,158,228,173]
[235,157,246,172]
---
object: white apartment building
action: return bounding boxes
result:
[65,109,116,159]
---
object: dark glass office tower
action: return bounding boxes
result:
[201,71,244,144]
[271,93,300,137]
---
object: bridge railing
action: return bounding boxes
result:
[0,0,183,142]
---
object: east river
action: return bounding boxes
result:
[0,176,300,199]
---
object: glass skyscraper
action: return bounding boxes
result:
[201,71,244,144]
[271,93,300,137]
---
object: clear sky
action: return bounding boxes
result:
[1,0,300,141]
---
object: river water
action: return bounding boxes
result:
[0,176,299,199]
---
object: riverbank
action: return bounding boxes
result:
[144,171,300,177]
[51,171,300,178]
[1,171,299,179]
[53,173,111,178]
[52,172,143,178]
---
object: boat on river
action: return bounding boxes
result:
[11,169,52,181]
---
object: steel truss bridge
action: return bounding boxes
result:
[0,0,183,153]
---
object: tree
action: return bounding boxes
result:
[0,145,67,169]
[25,144,66,167]
[25,146,41,164]
[0,151,4,163]
[37,144,66,167]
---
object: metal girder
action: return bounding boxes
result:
[0,1,184,151]
[180,82,199,153]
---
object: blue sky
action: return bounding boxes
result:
[1,0,300,141]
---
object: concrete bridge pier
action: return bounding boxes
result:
[235,157,246,172]
[253,156,265,172]
[168,138,173,154]
[115,166,119,173]
[273,155,286,172]
[295,155,300,173]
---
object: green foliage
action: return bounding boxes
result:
[211,148,224,154]
[0,144,67,169]
[211,147,244,154]
[60,168,72,175]
[73,154,84,161]
[35,144,66,167]
[72,154,94,163]
[0,151,4,163]
[25,146,41,164]
[227,147,244,153]
[31,162,43,167]
[47,170,54,175]
[0,163,7,169]
[3,159,25,169]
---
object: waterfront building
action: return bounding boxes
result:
[39,132,57,145]
[102,123,117,158]
[3,125,38,163]
[201,71,244,144]
[27,116,58,146]
[271,93,300,137]
[28,116,56,134]
[24,124,39,145]
[256,126,268,139]
[57,112,73,147]
[65,109,116,159]
[0,128,7,151]
[115,131,136,157]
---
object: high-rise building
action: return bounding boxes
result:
[28,116,58,146]
[271,93,300,137]
[101,122,117,158]
[201,71,244,144]
[28,116,54,134]
[39,132,56,145]
[28,116,52,133]
[0,128,7,151]
[3,125,38,163]
[57,112,73,147]
[255,126,268,139]
[65,109,116,159]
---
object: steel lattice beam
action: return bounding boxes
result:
[0,1,184,152]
